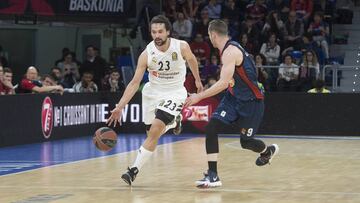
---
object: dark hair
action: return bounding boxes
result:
[110,69,120,74]
[3,67,12,73]
[303,32,313,41]
[82,71,94,76]
[85,45,96,51]
[41,74,55,81]
[283,54,293,61]
[51,67,61,72]
[150,15,172,31]
[256,54,267,65]
[62,47,70,54]
[208,19,228,36]
[314,11,324,18]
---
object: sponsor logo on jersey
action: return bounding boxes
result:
[150,70,159,77]
[172,52,178,61]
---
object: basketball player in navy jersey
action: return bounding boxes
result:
[185,19,279,188]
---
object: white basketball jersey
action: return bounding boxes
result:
[146,38,186,87]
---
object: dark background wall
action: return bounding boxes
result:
[0,93,359,147]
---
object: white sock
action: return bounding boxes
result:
[132,146,153,170]
[207,153,218,162]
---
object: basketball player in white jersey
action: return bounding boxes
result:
[106,15,203,185]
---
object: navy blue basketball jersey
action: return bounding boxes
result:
[221,40,264,101]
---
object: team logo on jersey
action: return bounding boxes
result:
[229,78,235,87]
[151,57,157,64]
[41,96,53,139]
[172,52,178,61]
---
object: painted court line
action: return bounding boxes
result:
[0,185,359,196]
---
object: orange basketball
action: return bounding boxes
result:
[93,127,117,152]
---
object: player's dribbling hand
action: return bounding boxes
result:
[184,93,202,107]
[195,80,204,93]
[106,106,122,127]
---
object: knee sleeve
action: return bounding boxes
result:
[240,137,266,153]
[205,119,224,154]
[155,109,175,126]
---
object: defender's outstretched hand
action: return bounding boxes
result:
[184,93,202,107]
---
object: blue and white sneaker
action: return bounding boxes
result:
[195,170,222,188]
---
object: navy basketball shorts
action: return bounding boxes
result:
[212,93,264,138]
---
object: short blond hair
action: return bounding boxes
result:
[208,19,228,36]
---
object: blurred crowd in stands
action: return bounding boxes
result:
[1,0,354,95]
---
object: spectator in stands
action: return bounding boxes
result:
[298,50,320,91]
[101,69,125,92]
[246,0,268,23]
[291,0,313,24]
[40,74,56,87]
[307,79,330,93]
[201,54,220,82]
[176,0,191,20]
[0,67,15,95]
[18,66,63,94]
[239,33,255,55]
[336,0,354,24]
[278,54,299,91]
[255,54,269,91]
[260,33,281,65]
[163,0,177,23]
[190,33,211,65]
[239,17,261,51]
[54,47,70,65]
[0,66,8,95]
[0,66,3,80]
[267,0,291,21]
[261,11,285,42]
[188,0,207,21]
[73,71,98,93]
[50,67,62,84]
[173,12,193,41]
[193,8,211,39]
[284,10,304,49]
[204,0,221,19]
[204,75,217,90]
[221,0,242,25]
[80,45,107,87]
[0,46,8,67]
[307,12,330,61]
[57,52,80,88]
[222,17,239,40]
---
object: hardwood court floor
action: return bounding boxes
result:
[0,135,359,203]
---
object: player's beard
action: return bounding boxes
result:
[154,37,167,46]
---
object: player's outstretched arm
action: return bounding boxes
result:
[180,41,204,93]
[185,47,240,107]
[107,50,148,127]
